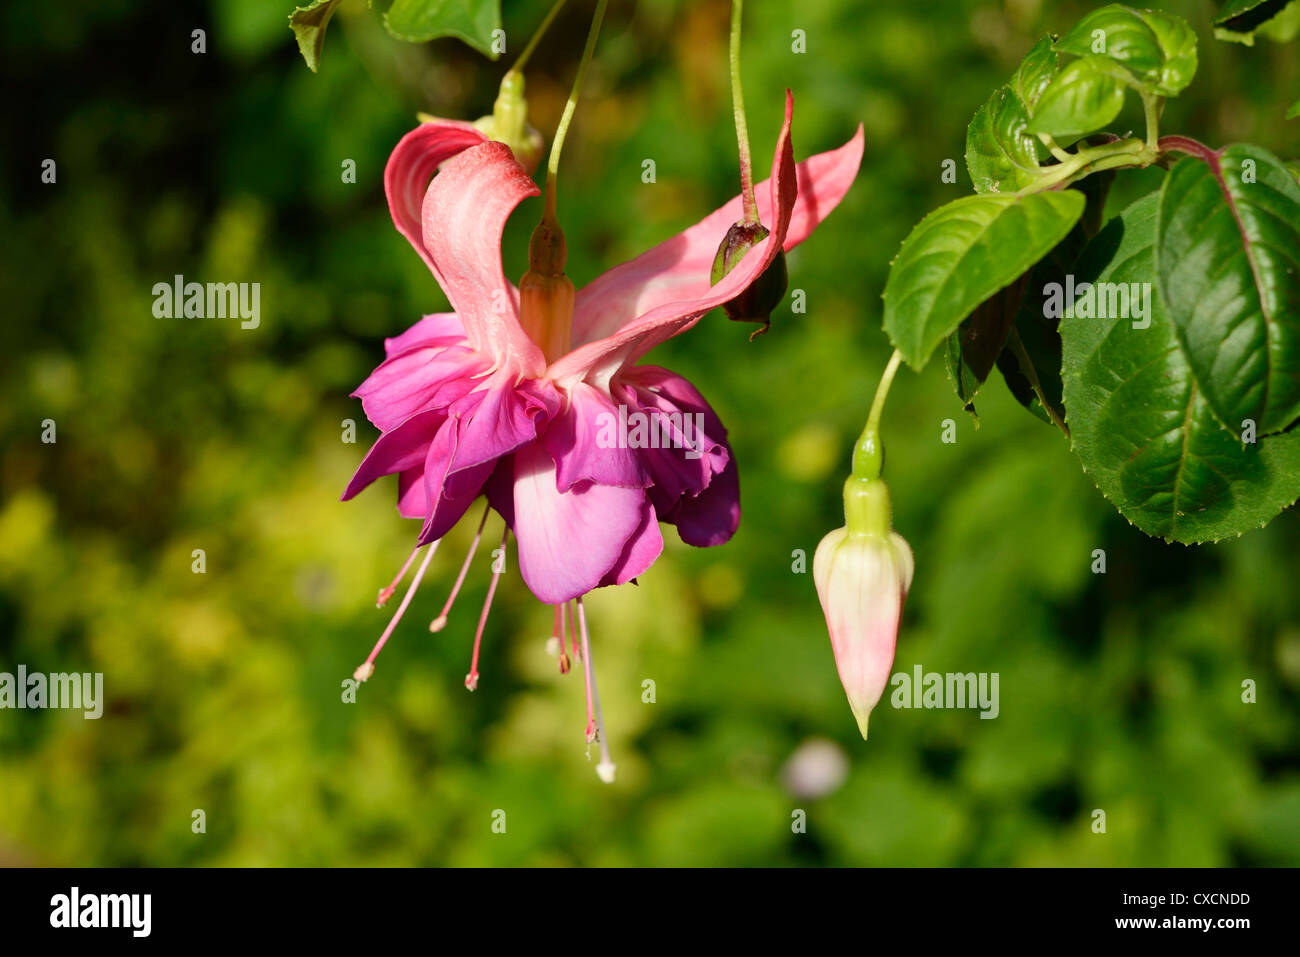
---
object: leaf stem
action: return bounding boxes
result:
[1021,137,1152,195]
[852,349,904,479]
[1140,90,1162,152]
[543,0,608,224]
[729,0,759,225]
[1038,133,1074,164]
[1157,134,1218,162]
[510,0,568,75]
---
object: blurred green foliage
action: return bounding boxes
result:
[1,0,1297,866]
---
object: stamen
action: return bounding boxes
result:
[376,544,421,607]
[576,596,616,784]
[545,604,562,657]
[558,603,571,675]
[578,605,595,742]
[465,527,509,691]
[354,541,439,682]
[429,501,491,632]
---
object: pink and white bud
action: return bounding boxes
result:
[813,478,913,739]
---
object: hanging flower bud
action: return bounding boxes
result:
[710,220,789,338]
[813,476,914,739]
[472,70,545,175]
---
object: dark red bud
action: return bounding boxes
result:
[710,221,788,339]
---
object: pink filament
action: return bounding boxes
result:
[465,527,508,690]
[376,544,421,607]
[431,501,491,631]
[358,541,439,676]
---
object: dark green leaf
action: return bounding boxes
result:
[1027,55,1127,143]
[883,191,1085,369]
[1156,145,1300,435]
[1056,5,1197,96]
[997,171,1115,426]
[1258,1,1300,41]
[944,274,1029,416]
[1214,0,1296,44]
[1062,193,1300,543]
[289,0,345,73]
[384,0,503,58]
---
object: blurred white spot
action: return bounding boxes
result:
[781,737,849,800]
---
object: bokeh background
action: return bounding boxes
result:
[2,0,1298,866]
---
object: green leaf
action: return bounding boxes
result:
[883,191,1085,369]
[1156,144,1300,435]
[966,89,1046,194]
[1056,4,1197,96]
[965,36,1058,193]
[1062,193,1300,543]
[1214,0,1296,44]
[1010,35,1061,111]
[1288,98,1300,119]
[384,0,503,58]
[1027,55,1127,143]
[289,0,345,73]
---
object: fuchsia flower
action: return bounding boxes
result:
[344,92,862,777]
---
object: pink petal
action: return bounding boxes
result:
[340,408,445,502]
[544,381,651,491]
[385,122,489,275]
[397,467,428,519]
[415,376,559,544]
[421,142,547,378]
[354,343,487,432]
[382,312,466,359]
[567,95,864,353]
[510,441,652,604]
[598,495,664,588]
[548,92,800,387]
[417,424,498,544]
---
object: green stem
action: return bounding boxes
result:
[729,0,758,224]
[543,0,608,224]
[1038,133,1073,164]
[1141,90,1161,152]
[851,349,903,480]
[1020,137,1152,196]
[510,0,568,74]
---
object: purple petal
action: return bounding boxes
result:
[666,453,741,547]
[616,366,731,504]
[544,381,650,492]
